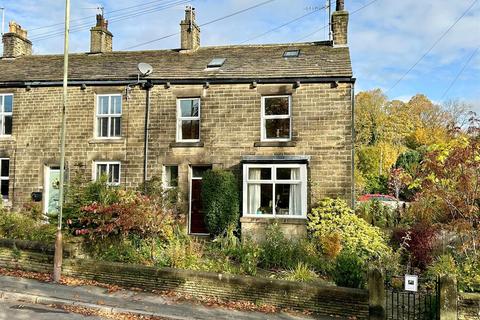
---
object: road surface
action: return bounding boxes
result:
[0,300,105,320]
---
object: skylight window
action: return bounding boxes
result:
[207,58,226,68]
[283,50,300,58]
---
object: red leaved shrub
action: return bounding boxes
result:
[391,224,438,270]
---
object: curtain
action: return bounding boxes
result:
[248,168,261,215]
[289,168,301,215]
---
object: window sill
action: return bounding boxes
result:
[89,138,125,144]
[240,216,307,224]
[254,141,296,147]
[0,135,14,140]
[170,142,204,148]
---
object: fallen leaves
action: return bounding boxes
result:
[51,304,167,320]
[0,267,290,315]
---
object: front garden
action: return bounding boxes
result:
[0,113,479,293]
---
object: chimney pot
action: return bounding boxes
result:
[90,14,113,53]
[336,0,345,11]
[180,6,200,51]
[2,21,32,58]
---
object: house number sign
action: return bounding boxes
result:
[404,274,418,292]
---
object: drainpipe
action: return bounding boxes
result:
[143,80,154,190]
[351,82,356,208]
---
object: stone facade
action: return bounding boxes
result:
[1,82,353,234]
[0,5,354,238]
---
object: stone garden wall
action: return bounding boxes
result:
[0,239,368,319]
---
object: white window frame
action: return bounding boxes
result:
[93,161,121,186]
[163,165,179,189]
[176,98,201,143]
[0,94,13,136]
[261,95,292,142]
[242,163,307,218]
[95,94,122,139]
[0,158,9,201]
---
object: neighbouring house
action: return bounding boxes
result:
[0,1,353,240]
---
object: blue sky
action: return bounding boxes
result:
[1,0,479,111]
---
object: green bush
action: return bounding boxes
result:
[308,198,392,262]
[210,226,260,276]
[282,262,317,282]
[257,223,327,274]
[161,227,202,269]
[258,222,301,270]
[201,169,239,236]
[356,199,396,228]
[87,235,150,264]
[458,255,480,292]
[0,212,56,242]
[333,251,366,288]
[364,174,389,194]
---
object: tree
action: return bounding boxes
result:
[388,167,411,200]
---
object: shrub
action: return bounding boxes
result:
[162,228,203,269]
[87,235,150,264]
[308,198,392,262]
[0,212,56,242]
[426,254,457,280]
[458,255,480,292]
[333,250,365,288]
[201,169,239,236]
[282,262,317,282]
[364,174,389,194]
[210,226,260,276]
[392,224,438,270]
[356,199,396,228]
[258,222,301,270]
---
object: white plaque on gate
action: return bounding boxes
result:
[404,274,418,292]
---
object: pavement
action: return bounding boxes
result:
[0,300,105,320]
[0,275,326,320]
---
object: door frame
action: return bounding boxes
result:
[188,165,210,235]
[43,166,60,214]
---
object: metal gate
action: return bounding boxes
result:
[385,276,440,320]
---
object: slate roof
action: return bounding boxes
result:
[0,41,352,83]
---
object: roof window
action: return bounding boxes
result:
[207,58,226,68]
[283,50,300,58]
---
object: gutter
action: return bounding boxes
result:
[0,77,356,88]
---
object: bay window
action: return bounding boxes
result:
[243,164,307,217]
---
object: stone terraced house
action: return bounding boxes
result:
[0,1,353,240]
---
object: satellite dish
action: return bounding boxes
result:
[137,63,153,77]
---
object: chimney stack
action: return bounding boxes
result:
[180,6,200,51]
[331,0,349,47]
[2,21,32,58]
[90,14,113,53]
